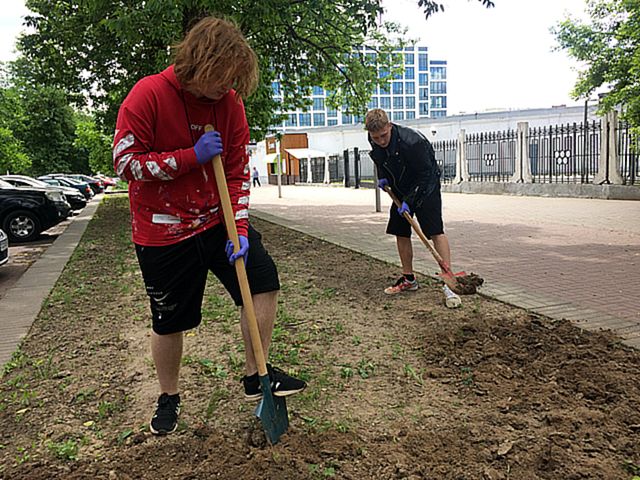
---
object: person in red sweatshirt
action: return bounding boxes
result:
[113,16,306,436]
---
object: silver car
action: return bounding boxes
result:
[0,228,8,266]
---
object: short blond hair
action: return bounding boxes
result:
[365,109,390,132]
[173,16,259,100]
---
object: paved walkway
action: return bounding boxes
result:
[250,185,640,348]
[0,196,101,367]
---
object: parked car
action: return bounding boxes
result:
[58,174,104,194]
[0,179,70,243]
[94,173,117,187]
[38,175,94,200]
[1,175,87,211]
[0,228,8,266]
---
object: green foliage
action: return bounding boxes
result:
[74,114,113,175]
[554,0,640,132]
[17,0,411,139]
[45,438,79,461]
[0,67,30,174]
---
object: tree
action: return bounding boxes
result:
[0,65,31,174]
[15,84,86,175]
[417,0,494,18]
[553,0,640,132]
[16,1,495,141]
[74,114,113,175]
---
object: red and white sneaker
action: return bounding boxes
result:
[384,276,419,295]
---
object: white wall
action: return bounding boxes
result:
[255,105,598,159]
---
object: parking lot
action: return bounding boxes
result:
[0,217,74,301]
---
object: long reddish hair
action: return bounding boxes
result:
[174,16,259,100]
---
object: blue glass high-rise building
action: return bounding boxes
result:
[271,44,447,129]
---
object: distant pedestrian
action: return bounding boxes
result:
[113,16,305,437]
[252,166,261,187]
[365,108,461,308]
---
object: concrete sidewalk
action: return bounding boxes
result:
[250,184,640,348]
[0,196,101,368]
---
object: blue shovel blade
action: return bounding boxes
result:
[254,374,289,444]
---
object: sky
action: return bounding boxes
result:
[0,0,590,115]
[381,0,590,114]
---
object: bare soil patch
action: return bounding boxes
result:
[1,195,639,479]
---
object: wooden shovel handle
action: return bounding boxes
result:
[383,186,453,275]
[206,124,268,377]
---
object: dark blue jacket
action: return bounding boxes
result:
[368,124,441,210]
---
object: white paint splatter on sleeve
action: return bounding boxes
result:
[116,153,133,179]
[164,157,178,170]
[147,161,173,180]
[113,133,135,160]
[238,196,249,205]
[235,209,249,220]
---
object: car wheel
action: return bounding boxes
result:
[3,210,41,243]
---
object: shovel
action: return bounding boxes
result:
[383,186,482,295]
[206,125,289,444]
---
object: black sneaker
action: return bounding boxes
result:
[267,364,307,397]
[242,373,262,402]
[241,366,307,401]
[150,393,180,435]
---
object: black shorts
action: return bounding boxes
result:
[135,223,280,335]
[386,183,444,238]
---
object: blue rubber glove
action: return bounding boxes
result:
[225,235,249,265]
[194,130,223,164]
[397,201,411,216]
[377,178,389,190]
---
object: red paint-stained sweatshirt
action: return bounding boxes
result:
[113,65,250,246]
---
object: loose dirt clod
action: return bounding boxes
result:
[451,272,485,294]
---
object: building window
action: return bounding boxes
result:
[327,108,338,118]
[404,53,414,64]
[430,66,446,80]
[342,113,352,124]
[392,82,404,95]
[313,113,326,126]
[368,97,379,109]
[285,113,297,127]
[404,67,414,79]
[393,97,404,109]
[430,96,447,109]
[313,97,325,110]
[419,102,429,116]
[380,97,391,109]
[380,84,390,95]
[393,111,404,121]
[430,81,447,94]
[328,119,338,126]
[418,53,428,71]
[406,97,415,109]
[299,113,311,126]
[431,110,446,118]
[313,86,324,95]
[419,73,428,86]
[419,88,429,100]
[406,111,416,119]
[405,82,415,94]
[272,82,281,96]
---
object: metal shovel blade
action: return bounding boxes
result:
[254,374,289,445]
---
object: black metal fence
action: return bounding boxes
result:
[528,121,600,184]
[618,122,639,185]
[306,117,639,188]
[433,139,457,184]
[466,130,516,182]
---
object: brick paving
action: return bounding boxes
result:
[250,185,640,348]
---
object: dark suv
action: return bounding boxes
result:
[0,179,70,242]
